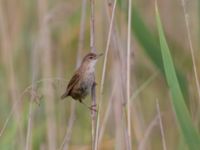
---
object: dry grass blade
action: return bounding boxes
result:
[131,72,158,101]
[98,87,115,146]
[180,0,200,123]
[94,0,117,149]
[138,114,159,150]
[181,0,200,99]
[100,0,117,93]
[59,102,76,150]
[25,98,34,150]
[156,100,167,150]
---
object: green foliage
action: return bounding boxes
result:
[117,0,188,99]
[131,8,188,99]
[155,4,200,150]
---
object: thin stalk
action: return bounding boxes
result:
[59,102,76,150]
[91,82,97,150]
[114,83,125,150]
[25,100,33,150]
[98,73,157,147]
[95,0,117,149]
[76,0,87,67]
[126,0,132,149]
[156,100,167,150]
[25,37,40,150]
[180,0,200,122]
[90,0,97,149]
[98,86,116,146]
[100,0,117,93]
[138,115,159,150]
[90,0,96,53]
[37,0,57,149]
[0,1,25,148]
[130,72,158,101]
[59,0,87,149]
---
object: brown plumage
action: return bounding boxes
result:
[61,52,103,111]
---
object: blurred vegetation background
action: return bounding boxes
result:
[0,0,199,150]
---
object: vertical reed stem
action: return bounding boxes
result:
[90,0,96,53]
[90,0,97,149]
[25,38,40,150]
[126,0,132,149]
[37,0,57,149]
[180,0,200,124]
[0,2,25,148]
[96,0,117,149]
[59,0,87,149]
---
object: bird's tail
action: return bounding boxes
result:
[60,92,68,100]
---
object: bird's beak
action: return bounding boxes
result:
[97,53,104,58]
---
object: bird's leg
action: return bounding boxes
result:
[79,99,97,112]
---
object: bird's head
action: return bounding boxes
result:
[81,52,103,71]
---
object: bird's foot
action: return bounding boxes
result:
[79,101,97,112]
[91,104,96,108]
[88,105,97,112]
[87,104,97,112]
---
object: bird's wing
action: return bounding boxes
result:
[66,71,81,94]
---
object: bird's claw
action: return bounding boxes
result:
[89,104,97,112]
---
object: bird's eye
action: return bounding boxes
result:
[89,56,93,59]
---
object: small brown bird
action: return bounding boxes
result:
[61,52,103,111]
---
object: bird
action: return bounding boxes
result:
[61,52,103,111]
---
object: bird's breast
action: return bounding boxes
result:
[81,72,95,90]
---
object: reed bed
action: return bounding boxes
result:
[0,0,199,150]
